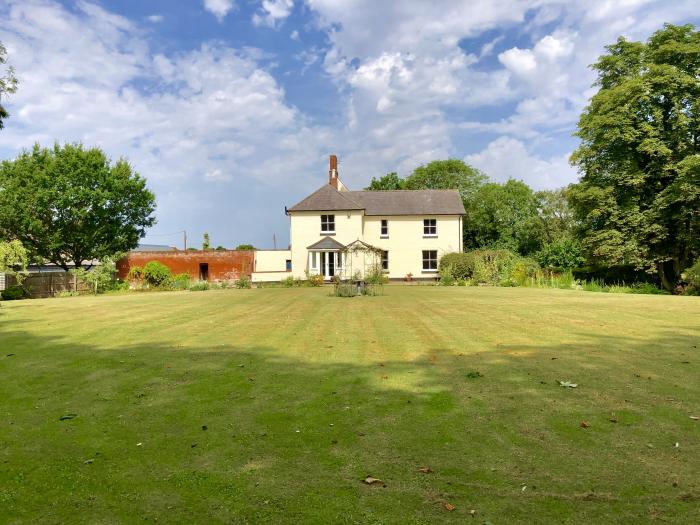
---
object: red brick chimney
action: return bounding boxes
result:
[329,154,338,189]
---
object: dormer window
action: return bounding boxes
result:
[423,218,437,236]
[321,214,335,234]
[380,219,388,238]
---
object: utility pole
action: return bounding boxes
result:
[183,230,187,251]
[273,233,277,250]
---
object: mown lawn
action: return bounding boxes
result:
[0,286,698,524]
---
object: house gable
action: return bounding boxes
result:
[287,184,363,213]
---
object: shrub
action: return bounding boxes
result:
[439,264,455,286]
[333,281,357,297]
[105,279,130,293]
[535,238,584,271]
[307,273,324,287]
[439,253,472,280]
[683,260,700,295]
[235,276,252,289]
[127,265,143,281]
[509,258,540,286]
[573,265,657,286]
[189,281,209,291]
[629,282,668,295]
[71,254,122,295]
[168,273,191,290]
[57,290,80,298]
[470,249,515,284]
[142,261,172,287]
[364,265,388,285]
[1,285,28,301]
[361,283,383,296]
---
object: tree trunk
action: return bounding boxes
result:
[657,260,677,292]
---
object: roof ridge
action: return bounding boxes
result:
[348,189,461,193]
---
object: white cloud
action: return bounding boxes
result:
[304,0,699,187]
[0,0,331,247]
[498,47,537,75]
[252,0,294,28]
[203,0,235,21]
[146,14,163,23]
[2,0,699,246]
[534,34,574,61]
[465,137,578,189]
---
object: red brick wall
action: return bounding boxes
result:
[117,250,255,282]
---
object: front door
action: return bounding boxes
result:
[319,251,336,279]
[327,251,335,278]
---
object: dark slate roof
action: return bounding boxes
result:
[307,236,346,250]
[347,190,465,215]
[288,184,363,213]
[288,185,465,216]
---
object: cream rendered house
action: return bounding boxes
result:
[252,156,465,282]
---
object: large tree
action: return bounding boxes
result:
[535,188,576,244]
[569,24,700,290]
[464,179,544,255]
[0,42,18,129]
[403,159,486,202]
[0,143,156,270]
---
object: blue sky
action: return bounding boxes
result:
[0,1,698,249]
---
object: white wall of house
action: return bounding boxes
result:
[253,210,462,282]
[252,249,292,282]
[362,215,462,279]
[289,210,364,279]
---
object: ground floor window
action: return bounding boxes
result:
[381,250,389,271]
[309,251,343,278]
[422,250,437,271]
[285,259,292,271]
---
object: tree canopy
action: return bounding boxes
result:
[0,240,28,277]
[0,42,18,130]
[463,179,543,255]
[403,159,487,202]
[364,160,572,256]
[0,143,156,270]
[569,23,700,289]
[365,172,404,190]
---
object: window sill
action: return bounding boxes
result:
[421,269,438,273]
[423,234,438,238]
[320,232,336,236]
[380,235,389,239]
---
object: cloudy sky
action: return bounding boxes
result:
[0,1,697,248]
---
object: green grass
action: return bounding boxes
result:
[1,287,699,524]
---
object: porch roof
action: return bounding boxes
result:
[306,236,346,250]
